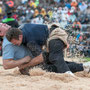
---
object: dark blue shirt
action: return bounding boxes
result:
[20,24,49,46]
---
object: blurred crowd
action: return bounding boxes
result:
[0,0,90,57]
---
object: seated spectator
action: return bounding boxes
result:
[31,15,44,24]
[33,9,39,18]
[70,6,75,14]
[52,7,59,22]
[48,9,53,19]
[77,43,84,56]
[83,47,90,57]
[74,9,78,17]
[0,3,2,14]
[65,2,71,9]
[79,2,88,13]
[29,0,36,8]
[60,1,65,7]
[0,14,3,22]
[78,1,82,7]
[69,12,76,23]
[72,19,82,31]
[71,0,78,9]
[44,15,50,24]
[68,9,72,16]
[82,17,90,24]
[2,11,19,28]
[40,8,46,17]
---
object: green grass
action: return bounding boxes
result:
[83,57,90,61]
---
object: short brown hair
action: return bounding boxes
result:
[6,28,22,42]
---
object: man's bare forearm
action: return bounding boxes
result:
[3,56,31,69]
[19,54,44,69]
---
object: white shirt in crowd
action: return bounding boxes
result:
[79,2,88,12]
[31,17,44,24]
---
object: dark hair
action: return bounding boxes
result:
[6,28,22,42]
[6,11,12,18]
[49,25,59,33]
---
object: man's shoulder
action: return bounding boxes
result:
[2,37,12,48]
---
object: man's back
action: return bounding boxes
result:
[21,24,49,46]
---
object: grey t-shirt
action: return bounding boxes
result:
[2,37,33,60]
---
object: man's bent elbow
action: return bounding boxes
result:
[3,65,10,70]
[3,59,14,69]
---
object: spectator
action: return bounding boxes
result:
[0,14,3,22]
[52,7,59,22]
[48,9,53,19]
[82,17,90,24]
[40,8,46,17]
[69,12,76,23]
[72,19,82,31]
[71,0,78,9]
[65,2,71,9]
[79,2,88,13]
[2,11,19,28]
[31,15,44,24]
[0,3,2,14]
[33,9,39,18]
